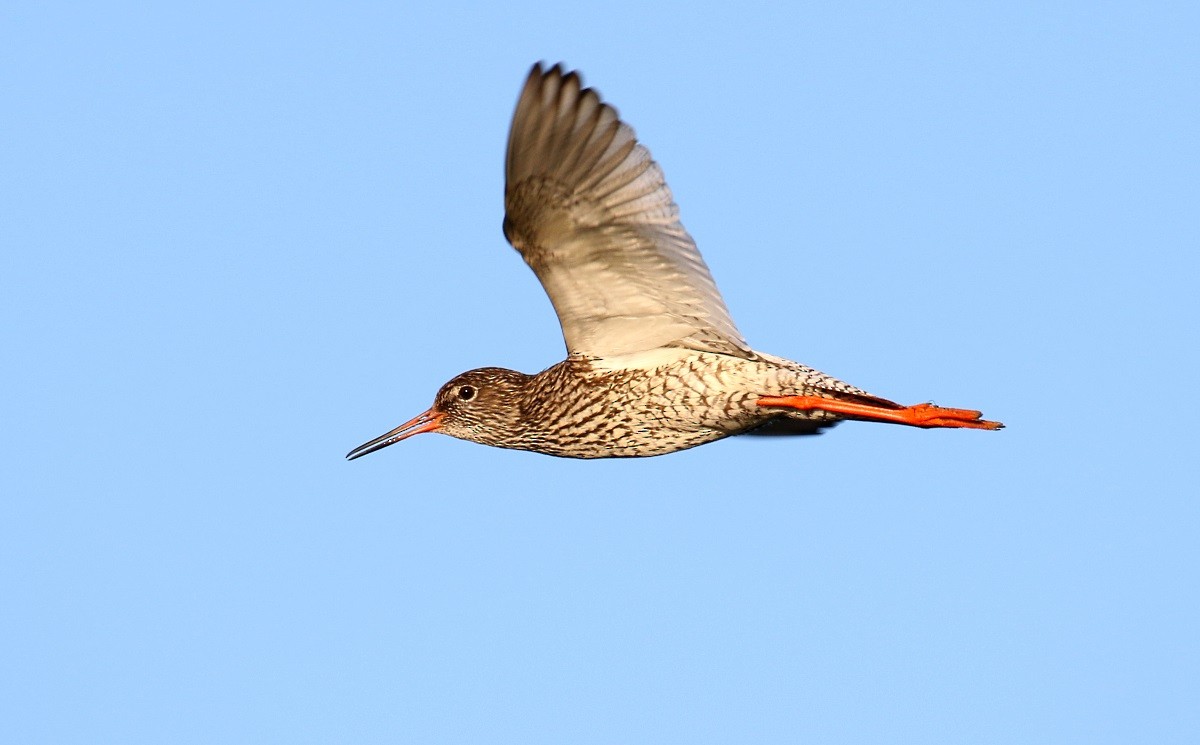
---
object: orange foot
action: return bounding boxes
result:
[756,395,1004,431]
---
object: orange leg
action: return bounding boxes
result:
[756,395,1003,430]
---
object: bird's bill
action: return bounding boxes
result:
[346,409,443,460]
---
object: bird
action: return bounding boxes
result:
[347,63,1001,461]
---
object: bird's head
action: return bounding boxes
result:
[346,367,531,460]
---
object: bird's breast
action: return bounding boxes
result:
[516,354,775,458]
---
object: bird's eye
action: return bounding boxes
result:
[458,385,476,401]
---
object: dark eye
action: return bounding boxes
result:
[458,385,476,401]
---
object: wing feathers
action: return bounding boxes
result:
[503,63,751,358]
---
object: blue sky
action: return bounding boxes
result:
[3,2,1197,743]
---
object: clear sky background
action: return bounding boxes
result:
[3,2,1197,743]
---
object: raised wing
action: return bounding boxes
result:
[503,63,752,360]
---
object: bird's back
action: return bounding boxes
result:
[510,352,871,458]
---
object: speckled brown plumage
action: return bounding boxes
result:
[347,63,1001,462]
[478,354,857,458]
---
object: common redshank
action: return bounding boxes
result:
[347,63,1001,461]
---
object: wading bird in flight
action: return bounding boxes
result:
[348,63,1001,461]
